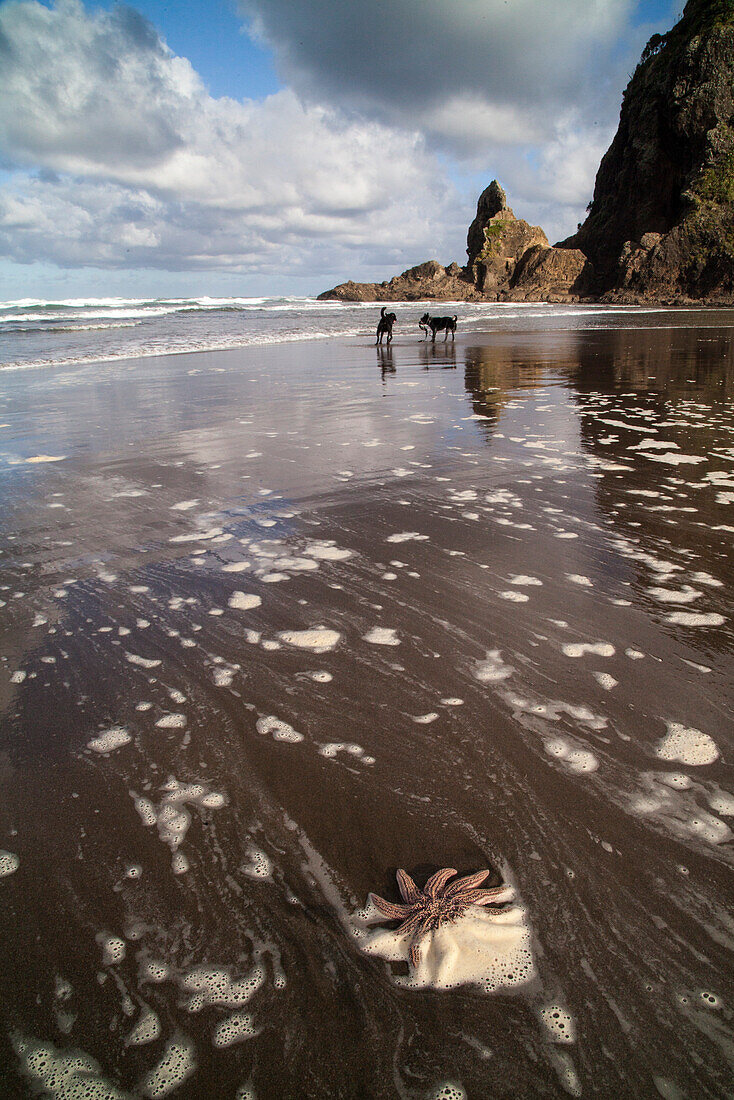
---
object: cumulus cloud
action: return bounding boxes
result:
[239,0,644,151]
[0,0,466,273]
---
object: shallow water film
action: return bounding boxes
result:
[0,309,733,1098]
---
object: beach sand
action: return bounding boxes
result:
[0,319,733,1097]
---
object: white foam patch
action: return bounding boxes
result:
[228,591,262,611]
[566,574,593,587]
[540,1004,576,1043]
[499,590,529,602]
[256,716,304,743]
[473,650,513,683]
[170,500,199,511]
[242,844,273,879]
[647,453,706,465]
[10,670,27,684]
[562,642,615,658]
[156,714,186,729]
[221,561,251,573]
[132,779,226,874]
[593,673,618,691]
[305,542,353,561]
[212,1012,257,1048]
[358,892,535,994]
[180,963,265,1011]
[544,739,599,773]
[708,790,734,816]
[655,722,719,766]
[13,1033,129,1099]
[97,933,126,966]
[213,667,236,688]
[25,454,66,463]
[0,851,20,877]
[428,1084,467,1100]
[126,653,161,669]
[509,575,543,586]
[362,627,400,645]
[87,726,132,754]
[140,1036,196,1098]
[666,612,726,627]
[648,585,701,604]
[278,628,341,652]
[385,531,429,543]
[308,671,332,683]
[126,1008,161,1046]
[411,713,439,724]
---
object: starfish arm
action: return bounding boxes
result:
[470,889,509,907]
[409,939,422,968]
[395,869,421,904]
[370,894,414,920]
[443,869,490,897]
[424,867,458,898]
[395,911,426,938]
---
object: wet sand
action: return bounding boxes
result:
[0,315,733,1098]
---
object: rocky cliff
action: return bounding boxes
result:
[565,0,734,301]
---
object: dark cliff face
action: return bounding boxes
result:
[566,0,734,300]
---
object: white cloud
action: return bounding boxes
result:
[0,0,466,273]
[0,0,677,281]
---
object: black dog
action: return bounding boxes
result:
[376,306,397,344]
[419,312,457,341]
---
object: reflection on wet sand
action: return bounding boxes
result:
[0,314,733,1098]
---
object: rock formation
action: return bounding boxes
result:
[318,183,590,302]
[564,0,734,302]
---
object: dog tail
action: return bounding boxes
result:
[380,306,387,318]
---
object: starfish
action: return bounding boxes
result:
[370,867,509,967]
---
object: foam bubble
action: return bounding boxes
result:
[228,591,262,611]
[126,1008,161,1046]
[362,627,400,646]
[473,650,513,683]
[140,1036,196,1098]
[278,628,341,652]
[242,845,273,879]
[256,716,304,743]
[655,722,719,766]
[97,933,126,966]
[87,726,132,754]
[428,1084,467,1100]
[156,714,186,729]
[540,1004,576,1043]
[562,642,615,658]
[181,964,265,1010]
[12,1032,129,1098]
[305,542,353,561]
[126,653,161,669]
[593,672,618,691]
[499,590,529,602]
[212,1012,257,1048]
[385,531,429,543]
[666,612,726,627]
[0,851,20,877]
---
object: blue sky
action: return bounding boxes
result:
[0,0,679,299]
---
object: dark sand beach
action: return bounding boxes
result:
[1,312,733,1098]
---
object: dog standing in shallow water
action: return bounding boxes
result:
[376,306,397,344]
[419,313,457,341]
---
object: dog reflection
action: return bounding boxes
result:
[377,343,396,377]
[419,341,456,369]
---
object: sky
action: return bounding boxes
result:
[0,0,681,300]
